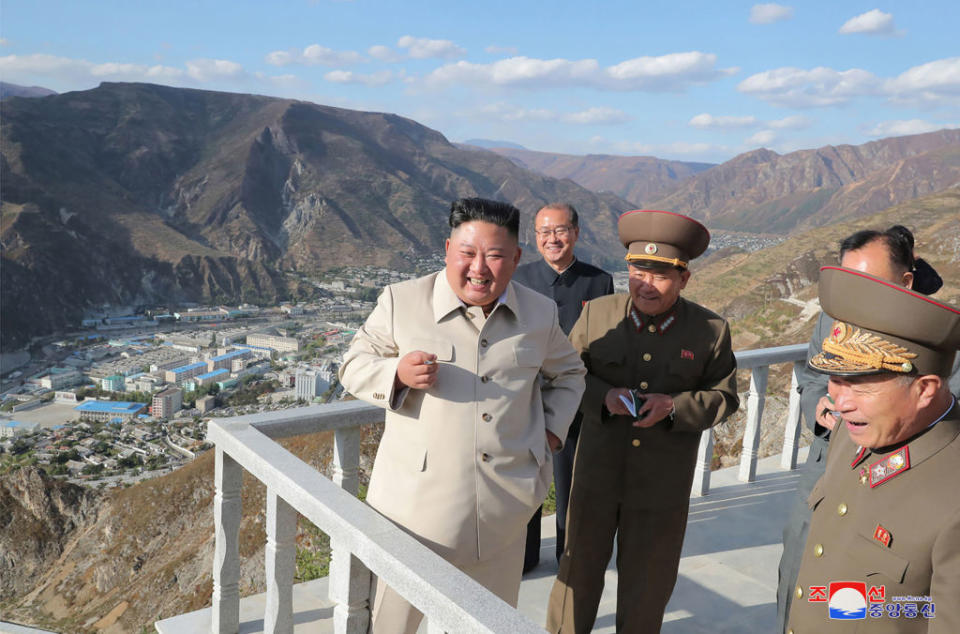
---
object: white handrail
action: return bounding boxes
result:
[203,343,809,632]
[207,403,545,634]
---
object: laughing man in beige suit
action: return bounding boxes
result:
[339,197,586,633]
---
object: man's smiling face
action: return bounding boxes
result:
[444,220,521,312]
[827,374,923,448]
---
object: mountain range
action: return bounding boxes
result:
[2,81,959,349]
[473,146,714,206]
[0,82,633,349]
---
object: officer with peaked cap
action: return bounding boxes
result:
[787,266,960,634]
[547,210,740,633]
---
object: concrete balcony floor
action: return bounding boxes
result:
[157,449,806,633]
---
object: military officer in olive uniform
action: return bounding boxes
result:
[546,209,740,633]
[787,265,960,634]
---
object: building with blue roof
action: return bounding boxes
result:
[1,420,41,438]
[74,400,148,422]
[164,361,207,386]
[207,349,253,373]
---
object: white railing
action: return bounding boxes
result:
[207,401,545,634]
[201,342,808,634]
[692,343,808,496]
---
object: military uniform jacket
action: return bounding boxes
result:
[789,401,960,633]
[338,271,586,565]
[568,293,739,507]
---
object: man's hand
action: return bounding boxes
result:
[546,429,562,453]
[633,393,674,428]
[815,394,841,431]
[604,387,635,417]
[395,350,438,390]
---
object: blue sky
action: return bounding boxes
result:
[2,0,958,163]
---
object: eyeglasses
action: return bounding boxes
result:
[535,225,574,238]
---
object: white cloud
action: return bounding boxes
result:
[477,103,629,125]
[884,57,960,104]
[324,70,393,86]
[368,45,402,63]
[563,106,630,124]
[397,35,466,60]
[591,136,729,159]
[0,52,304,92]
[839,9,898,36]
[866,119,960,137]
[0,53,186,83]
[738,66,880,107]
[265,44,364,67]
[689,113,758,129]
[768,114,811,129]
[486,45,519,55]
[186,59,245,82]
[480,103,555,121]
[750,4,794,24]
[746,130,777,145]
[426,52,735,92]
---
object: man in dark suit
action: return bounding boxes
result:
[513,202,614,574]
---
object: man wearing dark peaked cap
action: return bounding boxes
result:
[547,210,740,633]
[787,266,960,634]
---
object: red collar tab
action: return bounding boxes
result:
[868,446,910,488]
[850,446,867,469]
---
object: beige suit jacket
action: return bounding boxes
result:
[339,271,586,565]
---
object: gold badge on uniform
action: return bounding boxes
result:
[868,446,910,488]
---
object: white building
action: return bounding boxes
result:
[295,368,331,402]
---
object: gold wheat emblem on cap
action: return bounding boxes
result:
[817,322,917,373]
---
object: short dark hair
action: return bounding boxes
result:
[449,198,520,239]
[839,225,942,295]
[538,202,579,228]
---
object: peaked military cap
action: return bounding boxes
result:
[618,210,710,270]
[810,266,960,377]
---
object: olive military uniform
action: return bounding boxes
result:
[788,400,960,633]
[787,266,960,634]
[546,292,739,633]
[514,257,615,570]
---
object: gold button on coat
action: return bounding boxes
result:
[642,353,652,361]
[814,544,824,557]
[838,503,848,516]
[795,586,803,599]
[640,381,649,390]
[648,324,657,333]
[631,439,641,447]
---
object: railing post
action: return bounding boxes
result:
[691,428,714,497]
[330,552,372,634]
[780,361,804,470]
[330,425,371,633]
[264,489,297,634]
[738,366,768,483]
[332,426,361,494]
[213,448,242,634]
